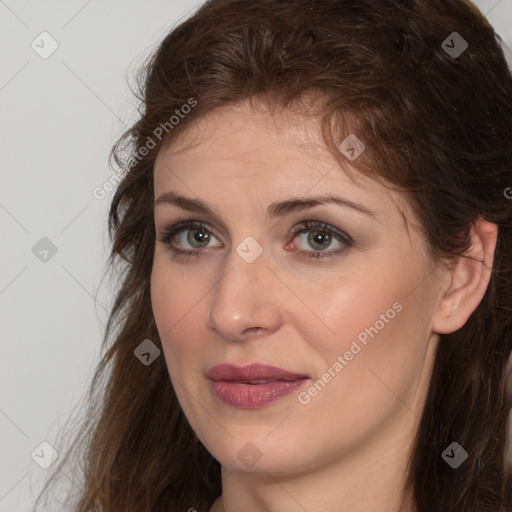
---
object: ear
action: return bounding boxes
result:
[432,219,498,335]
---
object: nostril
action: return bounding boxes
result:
[242,326,263,338]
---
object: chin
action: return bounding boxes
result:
[205,433,319,476]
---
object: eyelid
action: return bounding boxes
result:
[290,221,352,245]
[157,218,353,261]
[158,220,223,247]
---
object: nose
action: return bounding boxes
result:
[207,244,283,342]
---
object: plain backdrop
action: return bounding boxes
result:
[0,1,511,510]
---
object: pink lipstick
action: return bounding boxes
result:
[207,363,310,409]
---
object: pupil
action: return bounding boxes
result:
[190,229,209,247]
[309,231,330,250]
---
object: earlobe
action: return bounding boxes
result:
[432,219,498,335]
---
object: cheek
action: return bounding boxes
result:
[298,254,422,359]
[150,261,205,371]
[295,258,434,418]
[300,266,434,412]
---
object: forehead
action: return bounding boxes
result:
[153,100,414,232]
[156,101,371,189]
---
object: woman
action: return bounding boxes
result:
[34,0,512,511]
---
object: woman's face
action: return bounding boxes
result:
[151,100,443,476]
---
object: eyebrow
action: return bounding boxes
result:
[154,191,376,220]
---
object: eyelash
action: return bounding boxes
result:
[157,220,353,260]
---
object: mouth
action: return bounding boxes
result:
[207,363,310,383]
[207,363,310,409]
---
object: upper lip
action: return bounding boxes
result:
[207,363,309,382]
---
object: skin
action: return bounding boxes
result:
[150,99,497,512]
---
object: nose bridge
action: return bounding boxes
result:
[207,239,281,340]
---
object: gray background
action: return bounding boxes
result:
[0,1,511,510]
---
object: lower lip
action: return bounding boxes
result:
[210,379,309,409]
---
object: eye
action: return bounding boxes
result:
[157,219,353,260]
[288,221,352,260]
[157,220,222,259]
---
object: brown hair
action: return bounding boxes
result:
[33,0,512,510]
